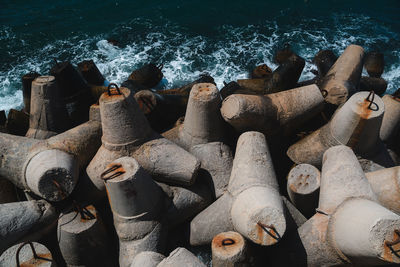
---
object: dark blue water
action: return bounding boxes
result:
[1,0,399,111]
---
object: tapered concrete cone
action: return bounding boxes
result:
[26,76,70,139]
[212,231,247,267]
[87,86,200,193]
[0,242,54,267]
[158,247,206,267]
[320,44,364,105]
[220,84,324,135]
[366,166,400,214]
[380,95,400,144]
[287,91,385,167]
[130,251,165,267]
[329,198,400,265]
[102,156,163,218]
[287,163,320,218]
[179,82,224,149]
[190,132,286,246]
[0,119,100,201]
[318,145,377,214]
[103,157,166,267]
[58,205,109,266]
[0,200,57,254]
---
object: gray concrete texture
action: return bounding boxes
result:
[0,118,101,201]
[26,76,70,140]
[86,86,200,195]
[0,242,54,267]
[320,44,364,105]
[190,131,286,246]
[162,83,233,198]
[57,205,109,267]
[157,247,206,267]
[0,200,58,254]
[287,91,389,168]
[102,157,166,267]
[297,145,400,266]
[130,251,165,267]
[211,231,248,267]
[220,84,324,136]
[287,163,320,218]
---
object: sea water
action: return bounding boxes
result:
[1,0,399,112]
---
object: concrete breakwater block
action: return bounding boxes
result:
[0,242,54,267]
[190,131,287,247]
[0,118,101,201]
[2,42,400,267]
[162,83,233,198]
[102,157,167,267]
[87,84,200,194]
[287,91,394,168]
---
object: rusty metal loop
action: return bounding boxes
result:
[385,230,400,258]
[107,83,122,96]
[321,89,328,98]
[52,180,95,220]
[16,242,52,267]
[100,164,125,182]
[365,90,379,111]
[257,222,281,241]
[222,238,235,246]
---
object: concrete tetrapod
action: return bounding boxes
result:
[50,61,94,126]
[364,51,385,78]
[102,157,166,267]
[157,247,206,267]
[162,83,233,198]
[0,117,101,201]
[365,166,400,214]
[221,84,324,136]
[287,91,394,168]
[57,205,110,267]
[380,94,400,145]
[212,231,248,267]
[130,251,165,267]
[190,131,286,246]
[159,179,213,228]
[312,50,337,77]
[286,163,320,218]
[0,242,54,267]
[26,76,70,139]
[0,200,58,254]
[87,85,200,194]
[298,145,400,266]
[0,118,101,201]
[22,71,41,113]
[319,44,364,105]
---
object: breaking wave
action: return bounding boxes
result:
[1,13,399,111]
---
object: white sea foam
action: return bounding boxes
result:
[1,13,399,112]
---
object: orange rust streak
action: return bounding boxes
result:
[346,99,372,148]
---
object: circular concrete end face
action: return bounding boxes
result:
[220,95,241,121]
[212,231,246,263]
[0,242,53,267]
[25,149,79,202]
[287,164,320,195]
[191,83,219,102]
[231,186,286,246]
